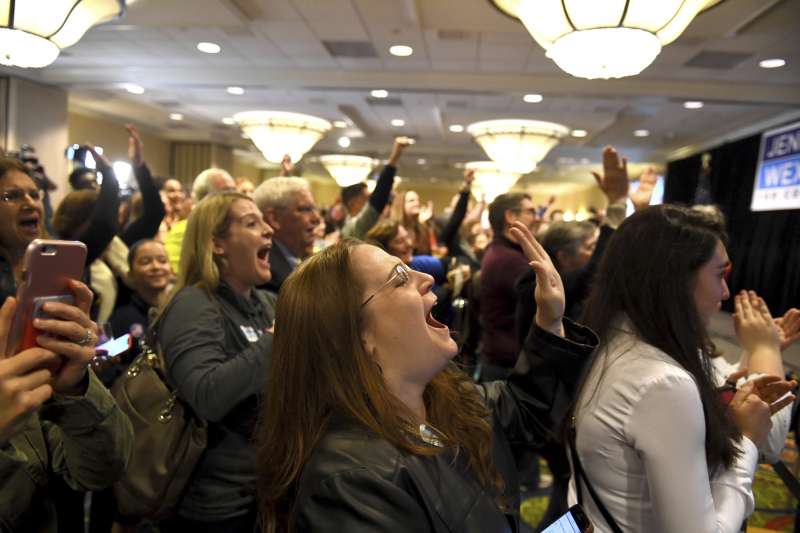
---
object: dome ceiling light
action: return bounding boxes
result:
[320,155,377,187]
[465,161,522,203]
[467,119,569,174]
[0,0,126,68]
[234,111,331,164]
[488,0,725,79]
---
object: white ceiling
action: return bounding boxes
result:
[5,0,800,182]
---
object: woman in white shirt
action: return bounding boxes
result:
[570,205,794,533]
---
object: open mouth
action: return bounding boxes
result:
[425,308,446,329]
[256,244,271,261]
[18,214,40,233]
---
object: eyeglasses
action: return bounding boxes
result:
[361,263,411,308]
[0,189,41,203]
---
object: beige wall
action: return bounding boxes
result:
[5,77,69,206]
[67,112,172,179]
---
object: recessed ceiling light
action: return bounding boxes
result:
[571,129,588,138]
[523,94,543,103]
[169,113,184,121]
[337,136,351,148]
[389,45,413,57]
[391,119,405,127]
[684,101,704,109]
[222,117,236,125]
[227,86,244,95]
[371,89,389,98]
[633,129,650,137]
[759,58,786,69]
[121,83,144,95]
[417,158,427,165]
[334,120,348,128]
[449,124,464,133]
[197,42,221,54]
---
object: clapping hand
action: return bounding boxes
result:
[509,220,565,336]
[775,308,800,352]
[591,146,629,205]
[733,291,781,355]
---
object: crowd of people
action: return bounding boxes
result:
[1,124,799,533]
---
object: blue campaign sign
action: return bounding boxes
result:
[751,121,800,211]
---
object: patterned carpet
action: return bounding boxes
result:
[521,438,800,532]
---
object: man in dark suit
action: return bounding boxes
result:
[254,175,321,294]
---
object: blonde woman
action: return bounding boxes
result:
[155,192,275,532]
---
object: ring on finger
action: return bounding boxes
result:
[76,329,95,347]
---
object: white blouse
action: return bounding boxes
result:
[569,329,758,533]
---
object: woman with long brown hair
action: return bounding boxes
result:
[257,221,598,532]
[570,205,793,532]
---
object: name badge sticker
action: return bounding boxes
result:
[240,325,259,342]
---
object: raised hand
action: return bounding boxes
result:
[0,298,56,444]
[126,124,144,166]
[280,154,295,177]
[461,169,475,191]
[630,166,657,211]
[775,308,800,352]
[419,200,434,225]
[591,146,629,204]
[509,220,565,336]
[388,137,412,166]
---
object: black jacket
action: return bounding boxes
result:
[290,319,598,532]
[261,239,295,294]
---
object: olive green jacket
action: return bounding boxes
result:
[0,370,133,532]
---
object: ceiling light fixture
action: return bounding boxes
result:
[222,117,236,125]
[320,155,377,187]
[391,119,405,127]
[417,158,427,165]
[169,113,184,121]
[467,119,569,174]
[371,89,389,98]
[759,58,786,69]
[0,0,125,68]
[234,111,331,164]
[337,136,351,148]
[197,41,221,54]
[334,120,348,128]
[523,94,543,103]
[227,86,245,95]
[122,83,145,95]
[684,101,704,109]
[389,45,414,57]
[633,129,650,137]
[449,124,465,133]
[465,161,522,202]
[571,129,588,138]
[488,0,722,79]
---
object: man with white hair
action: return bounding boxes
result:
[254,176,321,293]
[165,167,236,271]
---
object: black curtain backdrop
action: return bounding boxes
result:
[664,132,800,316]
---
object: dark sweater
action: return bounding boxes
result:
[479,235,531,367]
[157,283,275,521]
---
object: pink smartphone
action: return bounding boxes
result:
[8,240,87,362]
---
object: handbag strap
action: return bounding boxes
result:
[569,417,624,533]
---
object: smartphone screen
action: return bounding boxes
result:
[96,334,132,358]
[541,505,593,533]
